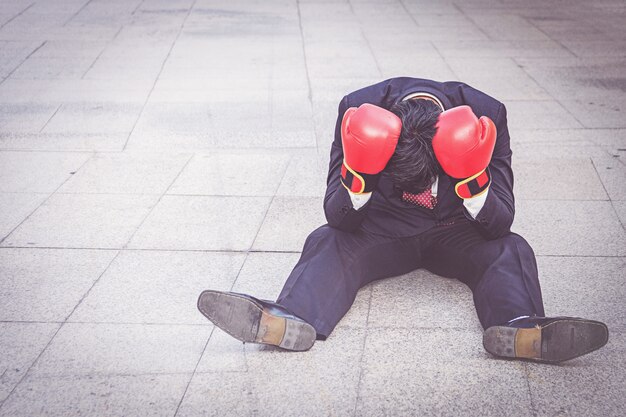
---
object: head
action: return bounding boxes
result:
[387,99,442,193]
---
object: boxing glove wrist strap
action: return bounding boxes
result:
[455,168,491,199]
[341,161,380,194]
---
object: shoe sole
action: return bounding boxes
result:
[483,318,609,363]
[197,290,316,351]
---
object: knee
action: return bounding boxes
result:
[501,233,534,255]
[304,224,339,247]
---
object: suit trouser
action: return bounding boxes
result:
[276,214,545,339]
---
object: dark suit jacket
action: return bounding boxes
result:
[323,77,514,240]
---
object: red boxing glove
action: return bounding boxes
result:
[432,105,496,199]
[341,103,402,194]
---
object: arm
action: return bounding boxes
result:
[471,104,515,239]
[323,96,370,232]
[322,97,401,232]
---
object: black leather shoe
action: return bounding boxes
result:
[483,316,609,363]
[197,290,316,351]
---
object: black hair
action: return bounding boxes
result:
[387,99,442,194]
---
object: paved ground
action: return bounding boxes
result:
[0,0,625,416]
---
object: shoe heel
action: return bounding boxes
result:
[279,316,316,351]
[483,326,541,360]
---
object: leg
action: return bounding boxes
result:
[421,218,544,329]
[277,224,422,339]
[422,218,608,362]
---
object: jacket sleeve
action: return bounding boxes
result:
[470,103,515,239]
[323,95,373,232]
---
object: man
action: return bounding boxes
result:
[197,77,609,363]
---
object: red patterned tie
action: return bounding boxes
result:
[402,188,437,209]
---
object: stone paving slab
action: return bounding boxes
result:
[2,193,159,249]
[29,322,210,377]
[68,250,246,325]
[0,322,60,403]
[0,373,189,417]
[0,247,116,321]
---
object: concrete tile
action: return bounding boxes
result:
[591,155,626,200]
[83,57,165,81]
[0,132,128,152]
[560,40,626,57]
[468,13,550,41]
[0,373,189,417]
[31,40,107,59]
[525,331,626,417]
[505,100,584,130]
[586,129,626,157]
[379,57,458,82]
[613,200,626,227]
[537,256,626,330]
[10,57,95,80]
[128,195,270,251]
[232,252,302,300]
[194,328,247,373]
[240,327,365,416]
[560,96,626,129]
[276,152,326,197]
[446,58,551,100]
[368,270,480,330]
[0,322,60,403]
[30,323,210,377]
[251,196,327,252]
[0,103,59,133]
[0,193,47,239]
[434,40,574,59]
[168,153,290,196]
[0,151,91,193]
[0,248,117,321]
[58,152,190,194]
[34,79,154,103]
[511,128,598,145]
[176,372,258,417]
[357,328,532,416]
[2,193,159,249]
[512,200,626,256]
[514,157,608,200]
[42,102,143,134]
[69,250,246,325]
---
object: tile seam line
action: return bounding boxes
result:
[80,26,124,80]
[1,247,624,258]
[590,158,625,232]
[0,152,95,245]
[397,0,459,79]
[295,0,313,102]
[0,246,306,254]
[0,2,35,30]
[522,15,578,58]
[0,146,318,154]
[352,286,374,417]
[121,153,195,249]
[451,2,492,41]
[523,363,539,417]
[62,0,95,26]
[172,232,252,416]
[0,40,46,86]
[245,155,293,253]
[175,326,214,417]
[514,57,587,129]
[0,320,212,326]
[347,0,383,79]
[120,0,196,151]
